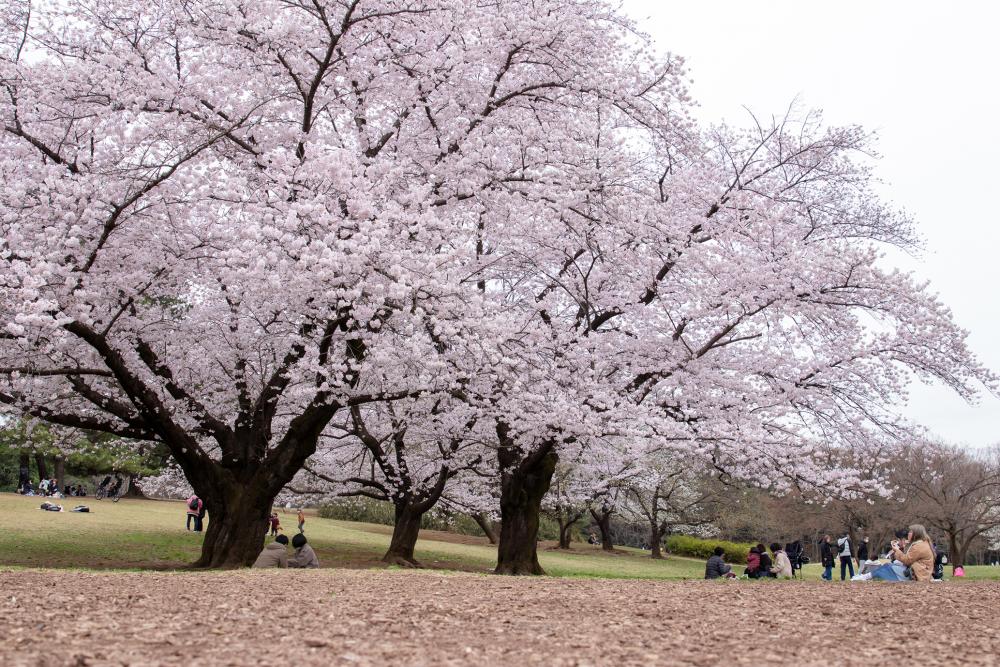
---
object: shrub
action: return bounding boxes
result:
[665,534,756,565]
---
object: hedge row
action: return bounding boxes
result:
[665,534,756,565]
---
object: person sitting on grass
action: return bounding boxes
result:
[756,543,774,578]
[289,533,320,568]
[770,543,792,579]
[744,545,761,578]
[852,525,935,582]
[252,535,289,568]
[705,546,734,579]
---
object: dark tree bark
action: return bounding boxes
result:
[54,456,66,489]
[190,465,292,568]
[555,509,583,549]
[590,506,615,551]
[17,452,31,488]
[124,475,147,498]
[472,512,499,545]
[648,522,665,559]
[383,504,424,567]
[34,453,49,481]
[495,435,558,575]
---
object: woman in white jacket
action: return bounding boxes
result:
[769,543,793,578]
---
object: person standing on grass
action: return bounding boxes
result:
[269,512,281,537]
[837,533,855,580]
[857,536,870,568]
[820,535,835,581]
[297,508,305,534]
[186,494,202,531]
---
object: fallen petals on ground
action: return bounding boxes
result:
[2,569,998,666]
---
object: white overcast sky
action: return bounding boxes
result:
[622,0,1000,447]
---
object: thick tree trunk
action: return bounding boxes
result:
[34,453,49,481]
[54,456,66,489]
[495,445,558,575]
[472,512,499,544]
[557,516,573,549]
[124,475,146,498]
[192,478,273,568]
[18,452,31,488]
[383,504,424,567]
[649,524,664,559]
[590,507,614,551]
[948,533,968,572]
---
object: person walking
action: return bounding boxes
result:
[838,534,855,580]
[186,494,202,531]
[856,536,870,568]
[297,508,306,534]
[820,535,835,581]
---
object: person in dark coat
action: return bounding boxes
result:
[856,536,870,567]
[820,535,835,581]
[756,543,774,578]
[705,546,733,579]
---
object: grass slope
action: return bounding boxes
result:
[4,494,996,581]
[0,493,705,579]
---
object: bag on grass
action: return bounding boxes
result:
[39,502,63,512]
[72,505,90,513]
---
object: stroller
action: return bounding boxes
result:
[933,549,948,581]
[785,540,809,579]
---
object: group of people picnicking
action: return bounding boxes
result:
[705,542,798,580]
[16,476,87,498]
[705,524,949,582]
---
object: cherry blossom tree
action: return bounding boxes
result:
[2,0,995,575]
[290,395,488,566]
[477,103,997,572]
[2,0,649,566]
[619,451,721,559]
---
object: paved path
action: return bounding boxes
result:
[2,569,997,666]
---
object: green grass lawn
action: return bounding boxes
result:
[0,493,705,579]
[5,493,997,581]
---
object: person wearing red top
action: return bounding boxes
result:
[185,495,202,531]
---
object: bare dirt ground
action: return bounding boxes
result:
[2,569,998,667]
